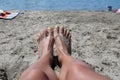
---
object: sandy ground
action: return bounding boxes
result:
[0,11,120,80]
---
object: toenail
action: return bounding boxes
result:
[55,25,59,28]
[47,27,51,31]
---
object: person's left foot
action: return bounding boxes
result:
[36,28,54,65]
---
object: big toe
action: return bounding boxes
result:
[47,27,53,36]
[54,26,59,37]
[59,26,64,35]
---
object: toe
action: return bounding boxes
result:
[66,31,70,38]
[55,25,59,33]
[68,34,71,40]
[60,26,64,35]
[54,26,59,37]
[36,32,42,43]
[63,28,67,36]
[36,35,40,42]
[36,32,40,41]
[41,31,44,39]
[68,34,71,39]
[47,27,53,36]
[43,29,48,37]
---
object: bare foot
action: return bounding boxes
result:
[36,28,54,65]
[54,26,71,63]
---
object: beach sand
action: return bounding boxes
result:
[0,11,120,80]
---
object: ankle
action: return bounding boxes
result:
[39,55,53,65]
[58,53,72,64]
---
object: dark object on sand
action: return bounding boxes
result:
[108,6,112,11]
[0,69,8,80]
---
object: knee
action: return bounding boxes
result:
[68,64,81,72]
[68,62,92,73]
[20,69,48,80]
[74,60,92,69]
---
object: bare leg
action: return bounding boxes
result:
[19,28,58,80]
[54,26,111,80]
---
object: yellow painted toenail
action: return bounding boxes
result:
[47,27,51,31]
[55,25,58,28]
[55,25,59,31]
[36,36,39,41]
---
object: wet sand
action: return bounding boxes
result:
[0,11,120,80]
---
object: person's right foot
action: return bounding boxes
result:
[54,26,71,63]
